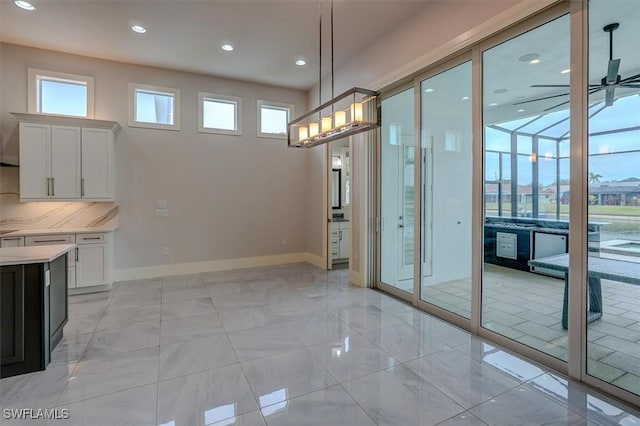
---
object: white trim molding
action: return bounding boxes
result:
[198,92,242,136]
[128,82,181,131]
[256,99,293,139]
[27,68,95,118]
[114,252,320,281]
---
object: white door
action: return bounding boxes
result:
[339,224,350,260]
[51,125,81,199]
[19,122,51,199]
[76,244,107,287]
[81,128,112,199]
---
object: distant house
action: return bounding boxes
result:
[589,177,640,206]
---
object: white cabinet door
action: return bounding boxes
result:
[19,123,51,199]
[339,224,350,260]
[76,244,108,287]
[51,126,81,199]
[81,128,113,199]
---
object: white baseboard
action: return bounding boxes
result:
[304,252,325,269]
[349,270,365,287]
[114,252,318,282]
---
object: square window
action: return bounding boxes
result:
[198,92,242,135]
[28,68,94,117]
[257,100,293,139]
[128,83,180,131]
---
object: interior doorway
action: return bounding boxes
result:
[327,139,350,270]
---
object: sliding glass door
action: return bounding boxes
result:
[374,0,640,406]
[481,14,571,362]
[585,0,640,397]
[380,88,415,295]
[419,61,473,319]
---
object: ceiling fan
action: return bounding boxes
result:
[515,22,640,111]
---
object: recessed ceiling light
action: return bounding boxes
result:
[519,53,539,62]
[461,96,470,100]
[489,102,499,107]
[295,59,306,66]
[131,25,146,34]
[221,44,234,52]
[529,59,541,64]
[493,88,508,94]
[561,68,571,74]
[14,0,36,10]
[424,88,434,93]
[517,108,526,112]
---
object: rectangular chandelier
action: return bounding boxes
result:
[287,87,380,148]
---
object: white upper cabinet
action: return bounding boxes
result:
[51,125,81,198]
[13,113,119,202]
[81,128,114,199]
[19,122,50,199]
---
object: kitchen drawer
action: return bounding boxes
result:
[497,241,517,260]
[1,236,25,248]
[77,233,106,244]
[25,234,75,246]
[497,232,517,244]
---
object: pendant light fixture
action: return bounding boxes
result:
[287,0,380,148]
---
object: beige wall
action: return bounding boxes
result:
[0,43,309,271]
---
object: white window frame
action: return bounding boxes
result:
[257,100,293,139]
[128,83,181,131]
[198,92,242,136]
[28,68,95,118]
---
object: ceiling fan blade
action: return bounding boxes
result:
[543,99,570,112]
[606,58,621,84]
[513,92,569,105]
[621,84,640,88]
[605,86,615,106]
[530,84,570,87]
[621,72,640,83]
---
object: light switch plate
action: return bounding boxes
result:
[155,208,169,217]
[156,200,167,209]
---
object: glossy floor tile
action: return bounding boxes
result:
[1,263,639,426]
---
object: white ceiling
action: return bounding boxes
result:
[0,0,430,90]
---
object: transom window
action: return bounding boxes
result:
[257,100,293,139]
[128,83,180,131]
[198,92,242,135]
[28,68,94,117]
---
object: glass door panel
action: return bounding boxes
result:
[380,88,415,294]
[482,14,570,361]
[419,61,473,318]
[586,0,640,397]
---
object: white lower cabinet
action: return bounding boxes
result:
[331,221,350,261]
[77,244,108,287]
[23,231,113,292]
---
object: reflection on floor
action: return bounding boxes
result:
[1,263,638,425]
[422,263,640,396]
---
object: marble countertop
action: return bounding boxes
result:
[0,244,75,266]
[0,225,117,237]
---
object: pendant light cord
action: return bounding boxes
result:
[330,0,334,114]
[318,1,322,107]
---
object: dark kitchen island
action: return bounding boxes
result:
[0,244,73,378]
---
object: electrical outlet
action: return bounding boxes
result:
[162,247,169,256]
[281,238,287,246]
[155,208,169,217]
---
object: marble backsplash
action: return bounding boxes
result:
[0,164,118,231]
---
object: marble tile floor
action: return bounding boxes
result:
[1,262,639,425]
[417,264,640,395]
